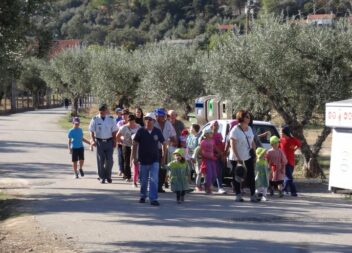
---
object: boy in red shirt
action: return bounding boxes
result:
[279,126,301,197]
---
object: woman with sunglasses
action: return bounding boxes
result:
[229,110,258,202]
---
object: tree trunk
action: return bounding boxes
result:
[182,102,192,120]
[0,91,3,106]
[71,96,79,116]
[11,78,17,112]
[291,124,330,179]
[33,90,39,109]
[117,95,130,109]
[47,89,52,107]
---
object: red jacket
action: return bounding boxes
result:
[279,136,301,167]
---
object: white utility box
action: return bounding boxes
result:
[325,99,352,191]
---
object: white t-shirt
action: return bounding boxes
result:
[154,120,176,148]
[118,124,141,147]
[229,125,254,161]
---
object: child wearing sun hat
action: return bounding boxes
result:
[266,136,287,197]
[255,147,269,201]
[167,148,190,203]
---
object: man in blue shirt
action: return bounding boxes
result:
[132,112,166,206]
[68,117,90,178]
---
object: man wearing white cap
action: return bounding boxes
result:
[132,112,167,206]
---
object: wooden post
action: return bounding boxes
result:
[11,78,17,112]
[4,93,7,111]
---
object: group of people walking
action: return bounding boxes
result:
[67,104,301,206]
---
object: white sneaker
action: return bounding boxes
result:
[218,188,227,194]
[73,173,79,179]
[261,196,268,201]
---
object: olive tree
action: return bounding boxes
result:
[89,47,139,108]
[137,44,205,116]
[203,17,352,178]
[41,47,91,115]
[19,57,47,108]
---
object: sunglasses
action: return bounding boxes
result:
[144,118,153,121]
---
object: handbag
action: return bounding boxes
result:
[234,163,247,183]
[238,125,256,160]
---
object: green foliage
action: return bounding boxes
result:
[41,46,91,113]
[137,44,205,113]
[0,0,53,100]
[202,16,352,176]
[89,47,139,106]
[40,0,249,47]
[19,57,47,95]
[261,0,352,17]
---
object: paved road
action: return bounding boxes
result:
[1,108,352,253]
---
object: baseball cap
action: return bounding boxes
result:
[98,103,107,111]
[115,107,122,113]
[72,117,80,124]
[270,136,280,145]
[143,112,156,121]
[155,108,166,117]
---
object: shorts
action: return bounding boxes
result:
[72,147,84,162]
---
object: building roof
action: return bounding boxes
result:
[48,39,81,59]
[307,14,336,20]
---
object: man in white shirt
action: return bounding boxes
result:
[154,108,177,192]
[89,103,118,184]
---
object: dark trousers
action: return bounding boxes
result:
[176,191,186,201]
[117,144,124,173]
[96,139,114,180]
[122,146,132,179]
[231,158,256,196]
[214,158,224,187]
[158,149,167,191]
[283,164,297,194]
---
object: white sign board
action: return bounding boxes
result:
[329,128,352,191]
[326,99,352,129]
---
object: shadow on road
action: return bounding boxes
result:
[0,141,67,153]
[17,185,352,234]
[101,238,352,253]
[0,162,71,179]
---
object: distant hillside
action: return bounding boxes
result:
[42,0,351,49]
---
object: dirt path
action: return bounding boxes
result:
[1,108,352,253]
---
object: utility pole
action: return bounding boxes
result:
[313,0,316,14]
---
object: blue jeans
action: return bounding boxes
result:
[117,145,124,173]
[283,164,297,195]
[140,162,159,201]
